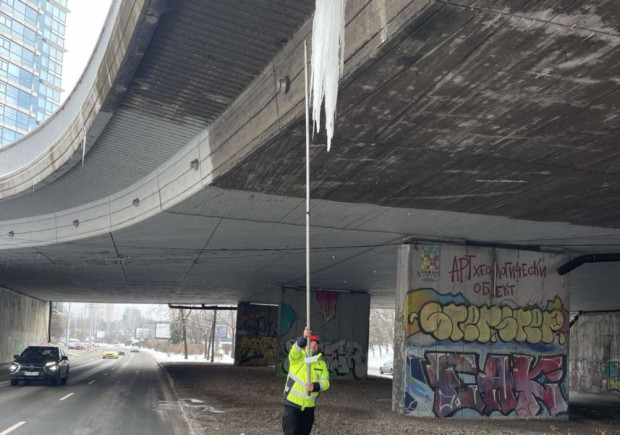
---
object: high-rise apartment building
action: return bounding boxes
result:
[0,0,68,146]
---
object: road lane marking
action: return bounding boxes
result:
[88,380,96,385]
[0,381,8,386]
[103,372,108,376]
[59,393,74,401]
[0,422,26,434]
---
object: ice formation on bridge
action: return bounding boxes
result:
[311,0,346,151]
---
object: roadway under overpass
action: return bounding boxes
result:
[1,0,620,418]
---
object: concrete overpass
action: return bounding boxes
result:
[1,0,620,418]
[1,0,619,308]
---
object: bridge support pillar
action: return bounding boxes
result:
[570,312,620,395]
[234,302,279,366]
[393,243,571,419]
[277,286,370,379]
[0,287,50,364]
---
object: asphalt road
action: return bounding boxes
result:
[0,350,190,435]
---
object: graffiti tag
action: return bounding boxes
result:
[449,254,547,284]
[237,336,277,365]
[410,352,567,417]
[602,361,620,392]
[405,291,569,345]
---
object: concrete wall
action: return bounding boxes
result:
[394,244,571,419]
[277,287,369,380]
[234,302,278,366]
[0,287,49,363]
[570,312,620,395]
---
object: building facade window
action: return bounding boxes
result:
[0,0,67,146]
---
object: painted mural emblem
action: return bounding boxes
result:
[316,290,339,325]
[417,246,439,281]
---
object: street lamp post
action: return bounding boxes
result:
[65,302,71,348]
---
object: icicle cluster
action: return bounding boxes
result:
[311,0,346,152]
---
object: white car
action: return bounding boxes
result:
[379,360,393,375]
[130,346,139,353]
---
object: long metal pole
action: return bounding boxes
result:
[304,40,312,389]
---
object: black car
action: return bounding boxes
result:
[9,346,70,386]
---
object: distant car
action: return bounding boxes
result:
[9,346,70,386]
[118,349,126,356]
[101,349,119,359]
[130,346,139,353]
[379,360,393,375]
[75,342,85,350]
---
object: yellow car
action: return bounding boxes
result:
[101,349,119,359]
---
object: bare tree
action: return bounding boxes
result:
[369,308,395,357]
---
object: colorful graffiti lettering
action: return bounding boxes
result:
[237,336,277,366]
[411,352,567,417]
[239,308,277,337]
[316,290,339,325]
[602,361,620,392]
[405,290,568,345]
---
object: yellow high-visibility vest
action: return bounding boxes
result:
[282,340,330,410]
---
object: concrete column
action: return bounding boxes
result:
[392,243,410,413]
[0,287,49,363]
[277,287,370,379]
[570,312,620,394]
[234,302,278,366]
[394,243,571,419]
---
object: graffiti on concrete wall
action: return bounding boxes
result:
[405,289,569,345]
[569,359,604,392]
[279,337,366,379]
[400,245,570,419]
[235,302,278,366]
[278,287,370,379]
[316,290,339,325]
[406,352,567,417]
[602,361,620,392]
[237,336,277,366]
[322,340,365,379]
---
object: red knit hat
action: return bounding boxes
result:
[309,334,320,343]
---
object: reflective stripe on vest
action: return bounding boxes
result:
[289,389,317,400]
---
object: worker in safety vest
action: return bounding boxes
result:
[282,326,330,435]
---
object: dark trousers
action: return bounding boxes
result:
[282,404,315,435]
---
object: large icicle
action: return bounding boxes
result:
[311,0,346,152]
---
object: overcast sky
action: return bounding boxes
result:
[61,0,114,103]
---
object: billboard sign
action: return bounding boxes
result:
[216,324,228,339]
[155,322,171,339]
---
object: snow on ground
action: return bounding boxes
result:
[368,346,393,369]
[145,348,235,364]
[145,345,393,368]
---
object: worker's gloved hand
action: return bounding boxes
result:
[306,382,314,392]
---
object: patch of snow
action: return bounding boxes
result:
[145,348,234,364]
